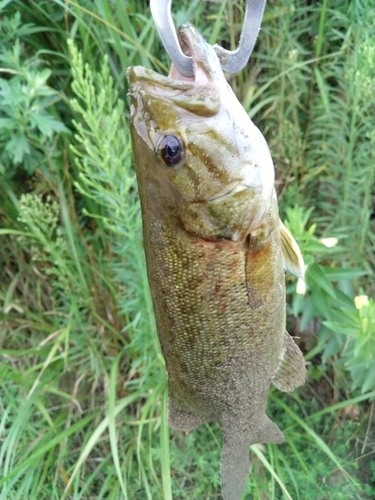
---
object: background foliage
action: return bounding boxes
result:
[0,0,374,498]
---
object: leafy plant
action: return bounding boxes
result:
[323,295,375,393]
[0,17,69,179]
[246,0,375,275]
[284,205,373,394]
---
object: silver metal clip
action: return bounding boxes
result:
[150,0,267,77]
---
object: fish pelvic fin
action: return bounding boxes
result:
[167,386,209,431]
[280,220,305,279]
[168,401,208,431]
[273,331,306,392]
[220,416,284,500]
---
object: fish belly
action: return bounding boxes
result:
[143,206,285,424]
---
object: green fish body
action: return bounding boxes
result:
[128,24,306,500]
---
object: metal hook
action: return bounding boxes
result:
[150,0,267,78]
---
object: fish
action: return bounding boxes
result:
[127,23,306,500]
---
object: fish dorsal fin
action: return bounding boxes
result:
[273,331,306,392]
[279,220,305,279]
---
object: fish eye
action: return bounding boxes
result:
[158,135,184,167]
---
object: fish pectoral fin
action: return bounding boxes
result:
[280,220,305,279]
[273,331,306,392]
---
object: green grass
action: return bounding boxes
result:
[0,0,374,498]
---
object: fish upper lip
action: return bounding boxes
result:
[128,25,217,89]
[128,66,195,90]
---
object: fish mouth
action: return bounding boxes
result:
[128,23,218,85]
[168,23,219,83]
[127,24,224,117]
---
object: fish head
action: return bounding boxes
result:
[127,23,275,241]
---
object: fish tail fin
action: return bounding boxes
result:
[220,416,284,500]
[220,437,249,500]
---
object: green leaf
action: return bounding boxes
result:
[29,112,69,136]
[320,267,367,281]
[108,354,128,499]
[360,364,375,393]
[0,0,13,12]
[27,68,52,89]
[322,321,359,336]
[0,412,97,486]
[292,290,305,317]
[320,332,344,363]
[0,118,18,130]
[310,288,333,320]
[300,297,317,331]
[5,132,30,164]
[306,263,336,298]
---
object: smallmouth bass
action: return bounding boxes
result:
[127,23,306,500]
